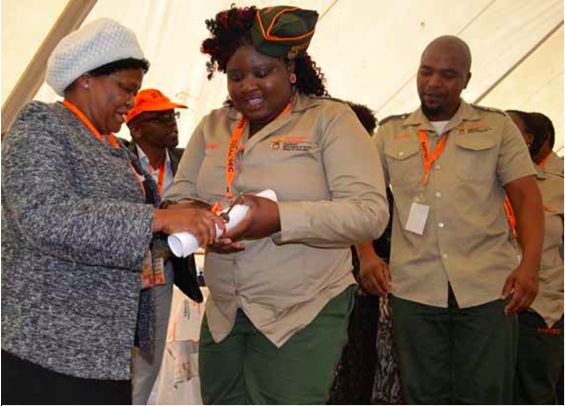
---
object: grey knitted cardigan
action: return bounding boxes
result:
[1,101,155,380]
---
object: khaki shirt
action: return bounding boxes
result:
[374,99,537,308]
[531,152,564,327]
[167,93,389,346]
[544,150,564,176]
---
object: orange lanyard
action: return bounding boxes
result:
[538,154,550,168]
[418,129,448,185]
[148,159,166,197]
[226,118,248,199]
[63,99,146,198]
[504,197,517,237]
[63,100,121,148]
[225,100,293,199]
[503,155,550,238]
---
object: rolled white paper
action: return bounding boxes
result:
[168,189,277,257]
[168,231,198,258]
[255,188,278,202]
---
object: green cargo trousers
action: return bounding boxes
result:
[392,285,518,404]
[514,312,564,405]
[199,285,355,405]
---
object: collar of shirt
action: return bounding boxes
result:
[403,99,481,135]
[135,144,174,195]
[225,91,321,121]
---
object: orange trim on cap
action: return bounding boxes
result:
[256,8,316,42]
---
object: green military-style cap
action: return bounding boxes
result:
[251,6,319,60]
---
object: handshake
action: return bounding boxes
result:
[154,189,278,257]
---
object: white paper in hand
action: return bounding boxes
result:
[168,189,277,257]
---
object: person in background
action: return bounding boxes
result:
[327,102,380,405]
[125,88,204,405]
[358,35,544,404]
[1,19,222,405]
[166,5,389,404]
[509,110,563,175]
[347,102,378,137]
[328,102,401,405]
[507,110,563,405]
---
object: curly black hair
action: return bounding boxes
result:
[64,58,150,94]
[201,5,328,97]
[346,102,378,135]
[88,58,150,77]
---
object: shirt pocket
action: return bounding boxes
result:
[383,142,422,187]
[454,135,497,182]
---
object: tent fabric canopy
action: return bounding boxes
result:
[3,0,563,155]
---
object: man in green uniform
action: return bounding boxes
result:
[357,36,545,404]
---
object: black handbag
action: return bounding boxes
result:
[171,254,203,303]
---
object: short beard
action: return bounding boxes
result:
[421,102,442,119]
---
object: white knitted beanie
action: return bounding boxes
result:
[46,18,145,96]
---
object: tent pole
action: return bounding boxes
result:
[1,0,97,140]
[474,20,564,104]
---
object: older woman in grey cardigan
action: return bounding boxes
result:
[1,19,223,405]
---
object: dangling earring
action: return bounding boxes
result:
[290,73,297,84]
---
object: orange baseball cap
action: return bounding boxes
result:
[125,88,187,123]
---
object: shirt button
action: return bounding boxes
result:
[398,151,405,157]
[442,253,448,259]
[438,222,445,228]
[435,192,442,198]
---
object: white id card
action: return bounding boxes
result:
[405,203,430,235]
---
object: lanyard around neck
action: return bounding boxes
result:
[538,153,550,168]
[63,100,120,148]
[63,99,146,199]
[147,159,166,197]
[225,100,293,199]
[418,129,448,185]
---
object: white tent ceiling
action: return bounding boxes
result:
[2,0,564,155]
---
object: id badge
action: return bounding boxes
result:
[405,202,430,235]
[141,249,154,289]
[153,257,166,286]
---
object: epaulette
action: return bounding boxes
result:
[470,104,506,116]
[378,113,410,126]
[311,95,348,105]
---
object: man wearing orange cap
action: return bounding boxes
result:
[126,89,202,405]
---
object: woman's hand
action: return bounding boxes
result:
[207,237,246,254]
[153,204,225,246]
[223,194,281,241]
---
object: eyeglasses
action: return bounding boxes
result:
[138,111,180,124]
